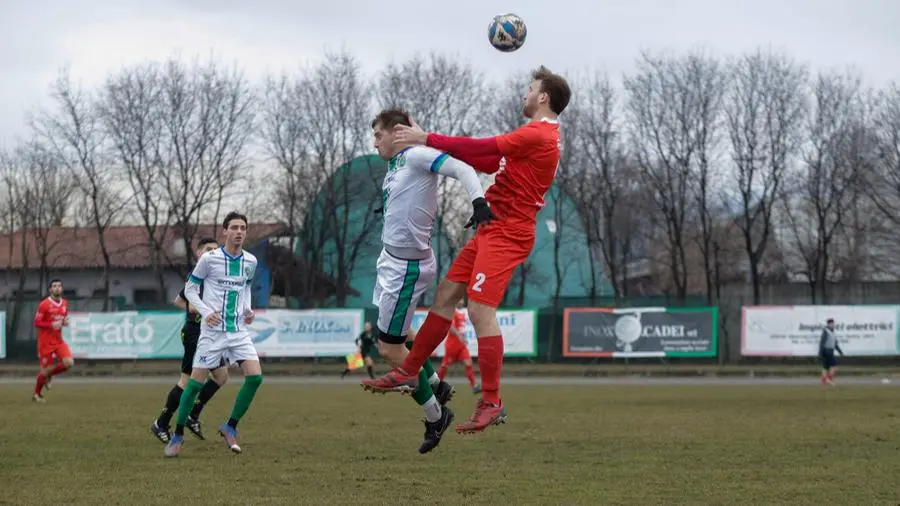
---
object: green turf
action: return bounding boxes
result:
[1,383,898,505]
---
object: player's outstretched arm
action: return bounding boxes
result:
[426,124,546,160]
[184,256,216,320]
[410,148,495,229]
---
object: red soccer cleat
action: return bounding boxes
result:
[360,368,419,394]
[456,399,507,434]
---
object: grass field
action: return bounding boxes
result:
[2,380,899,505]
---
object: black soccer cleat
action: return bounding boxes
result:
[150,421,171,444]
[185,416,205,440]
[418,406,454,455]
[433,380,455,406]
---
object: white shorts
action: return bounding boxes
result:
[193,330,259,369]
[373,248,437,339]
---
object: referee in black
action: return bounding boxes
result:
[342,321,377,379]
[150,237,229,443]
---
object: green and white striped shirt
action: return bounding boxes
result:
[184,247,257,333]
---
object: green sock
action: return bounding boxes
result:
[405,341,438,381]
[411,368,434,406]
[176,379,204,426]
[229,375,263,423]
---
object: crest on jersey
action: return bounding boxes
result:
[244,264,255,279]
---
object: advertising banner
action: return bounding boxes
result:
[563,307,718,358]
[410,308,537,357]
[65,311,186,359]
[741,305,900,356]
[63,309,365,358]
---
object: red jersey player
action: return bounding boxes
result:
[438,303,481,394]
[363,65,571,434]
[33,278,73,402]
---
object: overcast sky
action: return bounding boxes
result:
[1,0,898,146]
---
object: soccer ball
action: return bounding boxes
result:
[488,13,527,52]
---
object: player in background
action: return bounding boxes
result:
[362,108,495,453]
[363,66,571,434]
[150,237,229,443]
[32,279,72,402]
[342,321,377,379]
[819,318,843,386]
[438,302,481,394]
[165,212,263,457]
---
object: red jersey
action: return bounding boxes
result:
[427,119,561,232]
[35,296,68,346]
[446,309,467,348]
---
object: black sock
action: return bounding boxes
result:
[341,368,350,376]
[175,424,185,436]
[190,380,220,419]
[367,366,374,379]
[157,385,183,428]
[227,417,238,429]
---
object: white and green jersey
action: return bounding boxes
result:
[184,247,257,333]
[381,146,485,252]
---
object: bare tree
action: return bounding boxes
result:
[100,62,169,302]
[864,83,900,278]
[723,50,808,304]
[624,50,725,303]
[14,140,74,290]
[378,53,491,282]
[573,72,642,302]
[782,71,865,302]
[259,72,325,303]
[0,149,32,339]
[157,57,256,273]
[31,69,123,309]
[297,51,375,306]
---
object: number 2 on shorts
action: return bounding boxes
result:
[472,272,486,292]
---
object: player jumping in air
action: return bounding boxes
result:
[150,237,229,444]
[32,279,73,402]
[165,212,263,457]
[364,108,495,453]
[438,302,481,394]
[363,66,571,434]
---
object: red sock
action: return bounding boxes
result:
[34,372,47,396]
[401,312,452,373]
[478,335,503,404]
[49,362,69,377]
[464,363,477,388]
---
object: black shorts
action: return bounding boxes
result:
[820,351,838,369]
[360,346,374,359]
[181,329,200,375]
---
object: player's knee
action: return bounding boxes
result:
[62,357,74,368]
[467,302,497,330]
[177,373,190,389]
[434,280,466,312]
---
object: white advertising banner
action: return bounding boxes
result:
[741,305,900,356]
[410,309,537,357]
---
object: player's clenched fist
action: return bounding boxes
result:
[243,310,255,325]
[205,313,222,327]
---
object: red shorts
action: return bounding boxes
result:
[39,342,72,367]
[446,226,534,307]
[442,342,471,364]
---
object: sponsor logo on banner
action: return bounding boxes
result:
[65,311,186,359]
[410,308,537,357]
[248,309,364,357]
[741,305,900,356]
[0,311,5,359]
[562,307,718,358]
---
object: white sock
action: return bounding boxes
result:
[429,372,440,387]
[423,396,442,422]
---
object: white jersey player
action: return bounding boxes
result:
[367,109,494,455]
[165,211,264,458]
[371,109,493,348]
